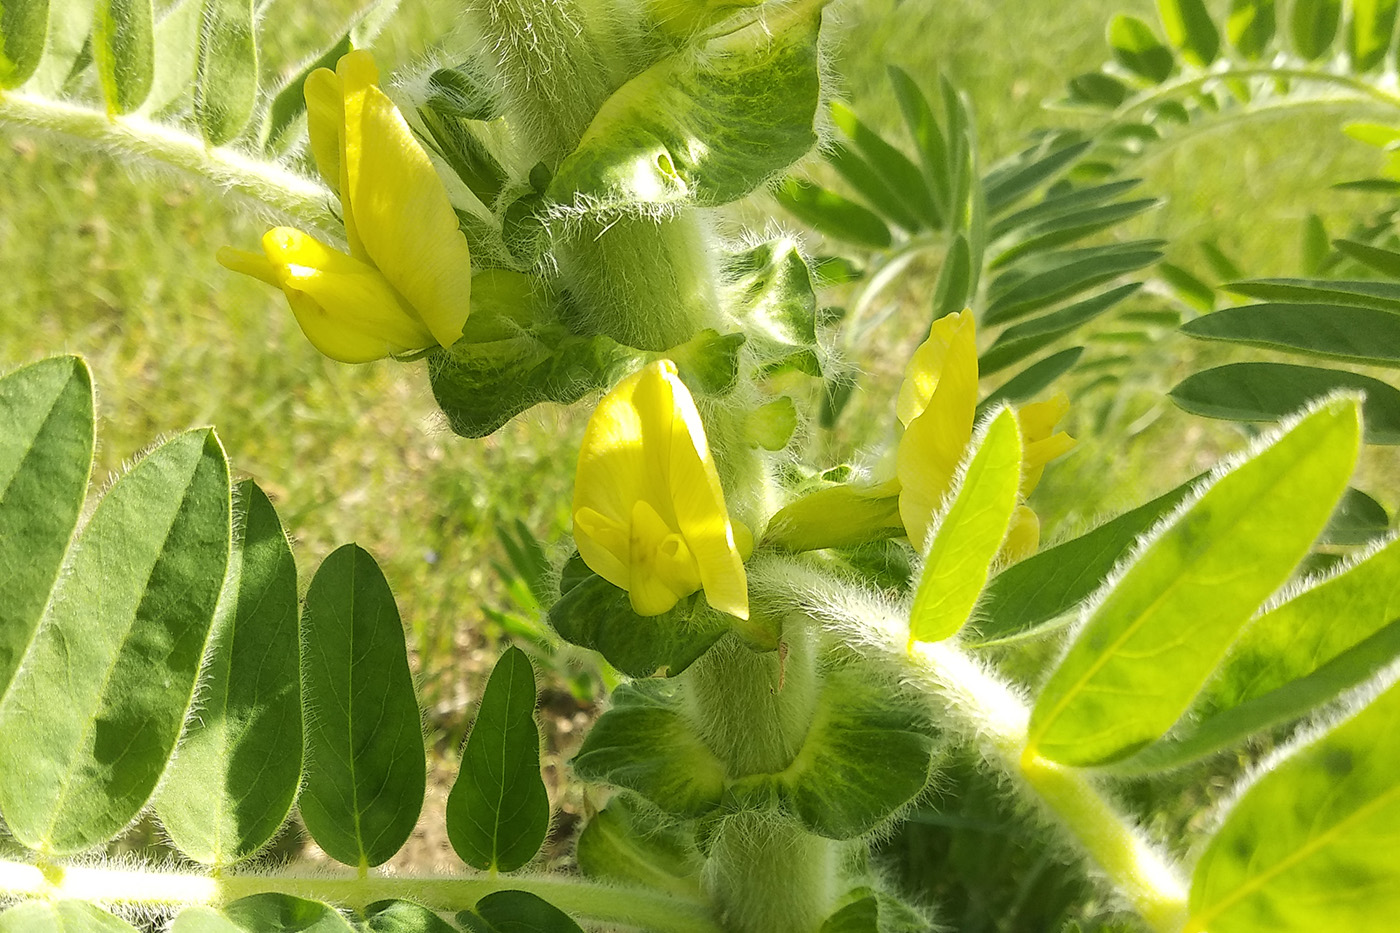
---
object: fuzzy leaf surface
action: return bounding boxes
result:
[446,646,549,873]
[93,0,153,112]
[1027,399,1360,765]
[157,479,302,865]
[0,0,51,87]
[300,544,425,868]
[576,795,701,898]
[0,902,139,932]
[0,429,230,853]
[459,892,585,933]
[139,0,200,114]
[193,0,256,144]
[723,239,820,376]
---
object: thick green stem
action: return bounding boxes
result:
[0,91,335,230]
[0,859,722,933]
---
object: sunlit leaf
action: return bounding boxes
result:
[194,0,257,145]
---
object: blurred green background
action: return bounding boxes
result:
[3,0,1399,879]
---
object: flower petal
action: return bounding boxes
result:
[897,310,978,549]
[261,226,435,362]
[303,66,343,191]
[340,52,472,349]
[897,309,973,427]
[217,246,280,288]
[1001,505,1041,564]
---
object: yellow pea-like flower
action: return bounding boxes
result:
[573,360,750,620]
[218,50,473,363]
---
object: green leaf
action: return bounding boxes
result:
[157,480,302,866]
[1158,262,1215,311]
[909,409,1023,644]
[976,346,1085,414]
[774,177,893,250]
[827,141,923,232]
[1200,239,1244,281]
[667,329,746,395]
[1067,72,1131,108]
[0,428,230,853]
[724,238,821,376]
[980,284,1139,375]
[138,0,200,114]
[260,0,399,150]
[548,1,821,211]
[1290,0,1341,59]
[1170,362,1400,444]
[983,141,1092,215]
[572,681,727,818]
[990,179,1142,239]
[26,0,95,94]
[1301,214,1330,274]
[1322,486,1390,545]
[830,101,939,229]
[364,902,460,933]
[0,357,94,699]
[1351,0,1399,69]
[1227,0,1276,58]
[93,0,152,112]
[416,103,507,209]
[548,558,731,677]
[887,65,951,223]
[1226,277,1400,310]
[0,902,139,932]
[0,0,51,87]
[1334,237,1400,277]
[1109,14,1175,83]
[187,895,356,932]
[1157,0,1221,66]
[460,892,585,933]
[991,198,1161,269]
[193,0,256,145]
[975,475,1199,645]
[576,795,701,898]
[446,646,549,873]
[985,242,1163,325]
[1186,679,1400,933]
[1181,302,1400,367]
[300,544,425,868]
[1027,398,1361,765]
[819,897,879,933]
[932,234,973,322]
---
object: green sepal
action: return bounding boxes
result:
[416,69,508,209]
[765,481,903,552]
[548,1,823,212]
[446,646,550,873]
[723,239,822,377]
[548,556,731,678]
[576,794,702,898]
[819,891,930,933]
[572,681,727,818]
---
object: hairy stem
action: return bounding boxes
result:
[0,92,336,230]
[0,859,722,933]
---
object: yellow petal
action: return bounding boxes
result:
[573,361,749,619]
[1021,431,1077,497]
[1018,391,1070,443]
[897,310,978,549]
[217,246,280,288]
[574,505,630,592]
[896,309,974,427]
[1000,505,1040,564]
[303,67,343,191]
[340,53,473,349]
[260,226,435,362]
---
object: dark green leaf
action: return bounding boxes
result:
[157,480,302,866]
[0,357,93,700]
[1157,262,1215,311]
[194,0,257,145]
[774,178,892,250]
[446,647,549,873]
[188,895,356,932]
[572,681,727,818]
[1290,0,1342,59]
[1322,486,1390,545]
[1170,362,1400,444]
[1027,399,1360,765]
[1227,0,1276,58]
[1181,302,1400,367]
[990,179,1143,240]
[0,902,139,932]
[827,141,923,232]
[0,429,230,854]
[576,795,701,898]
[1187,679,1400,933]
[1157,0,1222,65]
[985,242,1162,324]
[819,897,879,933]
[984,141,1092,215]
[887,65,951,224]
[932,234,973,321]
[549,3,821,211]
[976,346,1084,414]
[1334,237,1400,277]
[1351,0,1400,69]
[93,0,153,112]
[0,0,52,87]
[548,560,729,677]
[364,902,459,933]
[980,284,1139,375]
[1200,239,1243,281]
[1109,14,1175,82]
[1068,72,1131,108]
[300,544,425,868]
[1225,277,1400,310]
[974,475,1199,645]
[460,892,585,933]
[991,198,1161,268]
[831,101,939,229]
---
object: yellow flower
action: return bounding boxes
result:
[217,50,472,363]
[573,361,750,620]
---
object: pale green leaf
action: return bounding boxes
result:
[0,429,231,853]
[1290,0,1342,60]
[1350,0,1399,70]
[1158,0,1221,65]
[138,0,200,114]
[1227,0,1276,58]
[0,0,50,87]
[909,409,1023,644]
[193,0,256,145]
[300,544,425,868]
[157,479,302,866]
[93,0,153,112]
[1109,14,1175,83]
[364,901,460,933]
[0,901,139,932]
[26,0,95,94]
[1027,398,1361,765]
